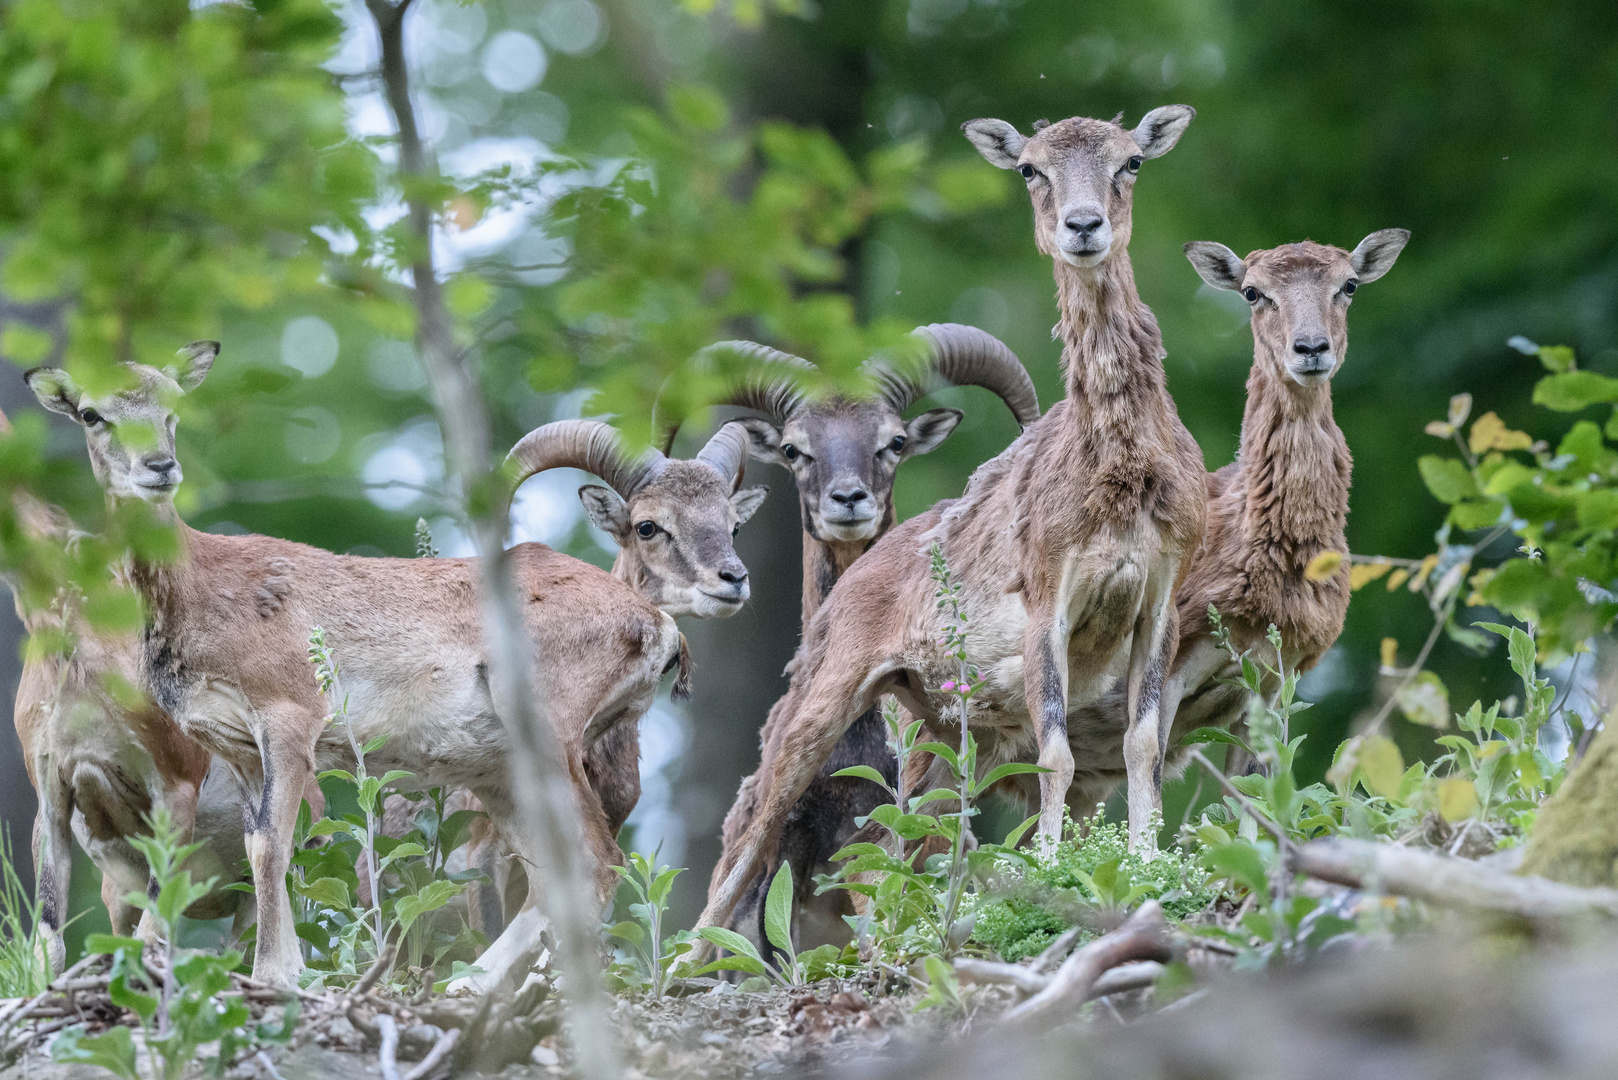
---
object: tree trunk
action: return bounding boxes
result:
[1521,723,1618,887]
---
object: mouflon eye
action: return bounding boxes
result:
[782,444,800,461]
[887,435,906,454]
[1241,287,1259,304]
[1018,164,1036,180]
[79,408,103,426]
[635,521,657,539]
[1127,155,1143,172]
[1342,280,1358,296]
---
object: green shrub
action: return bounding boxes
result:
[971,808,1214,962]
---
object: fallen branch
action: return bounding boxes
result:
[956,956,1166,1001]
[405,1027,460,1080]
[0,955,97,1042]
[1001,902,1173,1031]
[1032,926,1085,973]
[377,1013,403,1080]
[1090,961,1165,998]
[1296,837,1618,920]
[953,958,1049,994]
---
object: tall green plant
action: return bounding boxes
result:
[0,829,50,997]
[50,809,295,1080]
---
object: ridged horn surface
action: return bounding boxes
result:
[506,419,667,500]
[870,323,1041,429]
[695,421,752,491]
[655,342,816,452]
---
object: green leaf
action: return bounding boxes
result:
[763,863,795,958]
[378,842,429,871]
[908,787,965,812]
[667,84,729,133]
[50,1025,140,1080]
[395,879,465,935]
[608,920,645,946]
[1417,456,1478,504]
[648,865,684,907]
[1180,726,1250,749]
[830,765,892,791]
[1204,840,1271,903]
[85,934,147,956]
[913,742,960,773]
[1395,670,1450,728]
[1534,370,1618,411]
[973,762,1049,793]
[1001,813,1041,849]
[693,928,767,976]
[306,818,355,839]
[827,841,888,862]
[1357,735,1406,800]
[292,876,351,910]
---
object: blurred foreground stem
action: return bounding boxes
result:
[362,2,618,1076]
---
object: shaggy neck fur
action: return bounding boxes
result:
[1052,253,1178,525]
[1197,335,1352,660]
[800,531,875,630]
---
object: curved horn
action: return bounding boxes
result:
[655,342,816,452]
[869,323,1041,429]
[507,420,667,501]
[695,421,752,491]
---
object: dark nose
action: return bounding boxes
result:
[1293,336,1330,359]
[1064,212,1104,235]
[146,456,177,473]
[717,566,748,586]
[829,487,869,507]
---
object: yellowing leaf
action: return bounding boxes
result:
[1425,420,1455,438]
[1351,561,1393,590]
[1448,392,1473,428]
[1380,637,1399,670]
[1386,568,1410,591]
[1437,777,1479,823]
[1304,550,1344,582]
[1395,670,1450,729]
[1468,411,1533,455]
[1357,735,1405,800]
[1409,554,1439,592]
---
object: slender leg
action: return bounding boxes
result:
[1124,576,1179,852]
[244,708,317,988]
[696,658,886,940]
[1023,611,1074,852]
[32,781,72,977]
[444,787,571,997]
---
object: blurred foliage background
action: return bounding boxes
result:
[0,0,1613,935]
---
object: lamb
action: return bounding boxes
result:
[695,105,1207,940]
[23,343,760,991]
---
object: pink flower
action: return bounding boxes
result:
[940,680,958,693]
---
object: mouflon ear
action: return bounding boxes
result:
[24,368,83,418]
[1183,242,1247,291]
[736,416,790,467]
[578,484,630,540]
[901,408,964,457]
[962,119,1027,169]
[1348,229,1411,284]
[169,340,219,392]
[1129,104,1195,160]
[730,485,768,526]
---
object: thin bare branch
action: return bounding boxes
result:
[362,4,617,1078]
